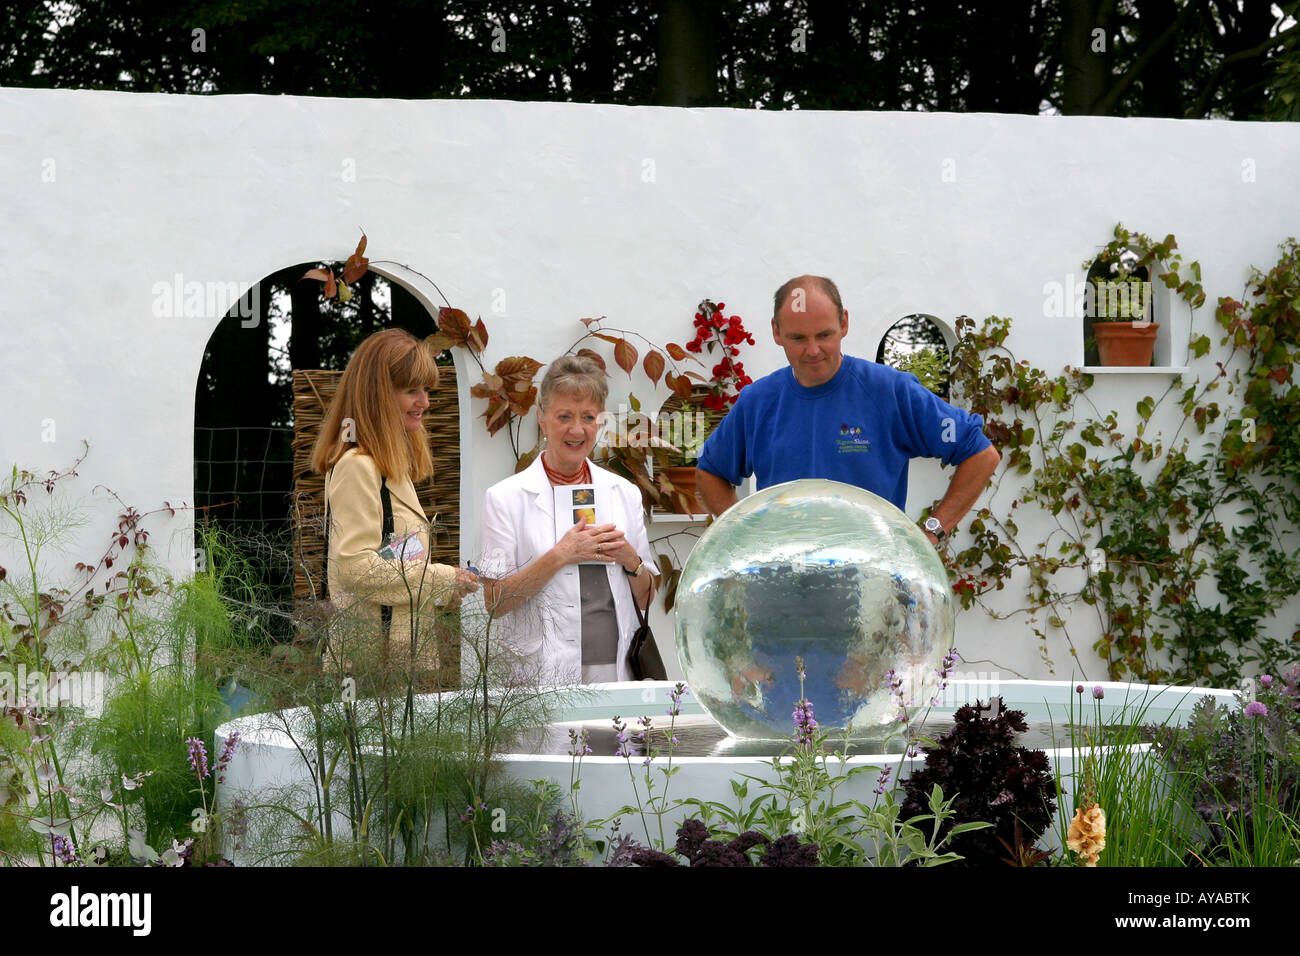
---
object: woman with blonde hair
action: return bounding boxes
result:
[479,354,657,683]
[311,328,478,686]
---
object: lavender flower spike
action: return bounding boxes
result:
[873,765,893,795]
[793,698,818,747]
[216,730,241,783]
[51,834,79,865]
[612,715,632,759]
[185,736,209,780]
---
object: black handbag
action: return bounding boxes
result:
[627,585,667,681]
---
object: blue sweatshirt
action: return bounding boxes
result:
[696,355,991,511]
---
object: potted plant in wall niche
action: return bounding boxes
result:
[1085,226,1160,367]
[656,395,710,514]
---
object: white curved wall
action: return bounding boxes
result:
[2,88,1298,680]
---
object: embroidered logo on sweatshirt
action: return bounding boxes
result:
[836,423,870,453]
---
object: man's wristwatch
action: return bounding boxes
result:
[922,517,948,540]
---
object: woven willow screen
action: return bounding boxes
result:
[291,366,461,608]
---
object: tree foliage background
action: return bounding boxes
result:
[4,1,1297,117]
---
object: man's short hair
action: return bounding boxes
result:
[772,275,844,328]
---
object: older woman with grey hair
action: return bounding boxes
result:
[478,354,658,683]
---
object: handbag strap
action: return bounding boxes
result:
[629,571,649,629]
[379,477,393,635]
[321,468,395,636]
[323,498,331,601]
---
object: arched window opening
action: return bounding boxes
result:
[193,266,453,643]
[874,314,951,399]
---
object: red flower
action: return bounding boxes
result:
[683,299,756,405]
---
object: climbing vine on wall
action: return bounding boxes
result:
[946,229,1300,686]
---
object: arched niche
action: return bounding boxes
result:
[1080,248,1182,369]
[873,313,955,399]
[192,260,465,637]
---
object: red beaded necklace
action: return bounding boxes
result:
[541,452,591,485]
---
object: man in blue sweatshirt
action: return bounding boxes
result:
[695,275,1001,547]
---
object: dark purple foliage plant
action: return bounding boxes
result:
[900,698,1057,866]
[613,818,819,867]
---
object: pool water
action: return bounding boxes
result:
[528,712,1157,758]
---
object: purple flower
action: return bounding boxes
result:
[458,801,488,824]
[1092,685,1105,700]
[51,834,79,865]
[1245,701,1268,719]
[215,730,241,783]
[792,698,818,747]
[1076,684,1084,694]
[873,765,893,795]
[633,715,654,746]
[1260,675,1273,688]
[937,650,959,679]
[932,649,960,706]
[612,716,632,759]
[567,728,592,757]
[226,799,249,849]
[185,737,209,780]
[667,682,688,718]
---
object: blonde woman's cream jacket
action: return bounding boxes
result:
[324,448,460,679]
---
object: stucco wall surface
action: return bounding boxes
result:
[2,88,1298,680]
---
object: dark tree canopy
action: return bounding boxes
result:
[5,1,1298,118]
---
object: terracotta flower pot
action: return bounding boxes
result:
[1094,322,1159,367]
[662,465,703,514]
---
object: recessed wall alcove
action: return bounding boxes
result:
[874,313,954,398]
[193,259,466,636]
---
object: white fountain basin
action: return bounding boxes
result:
[215,678,1235,864]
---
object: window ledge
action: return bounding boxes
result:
[648,511,711,524]
[1080,366,1190,375]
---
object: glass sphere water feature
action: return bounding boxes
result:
[674,479,955,740]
